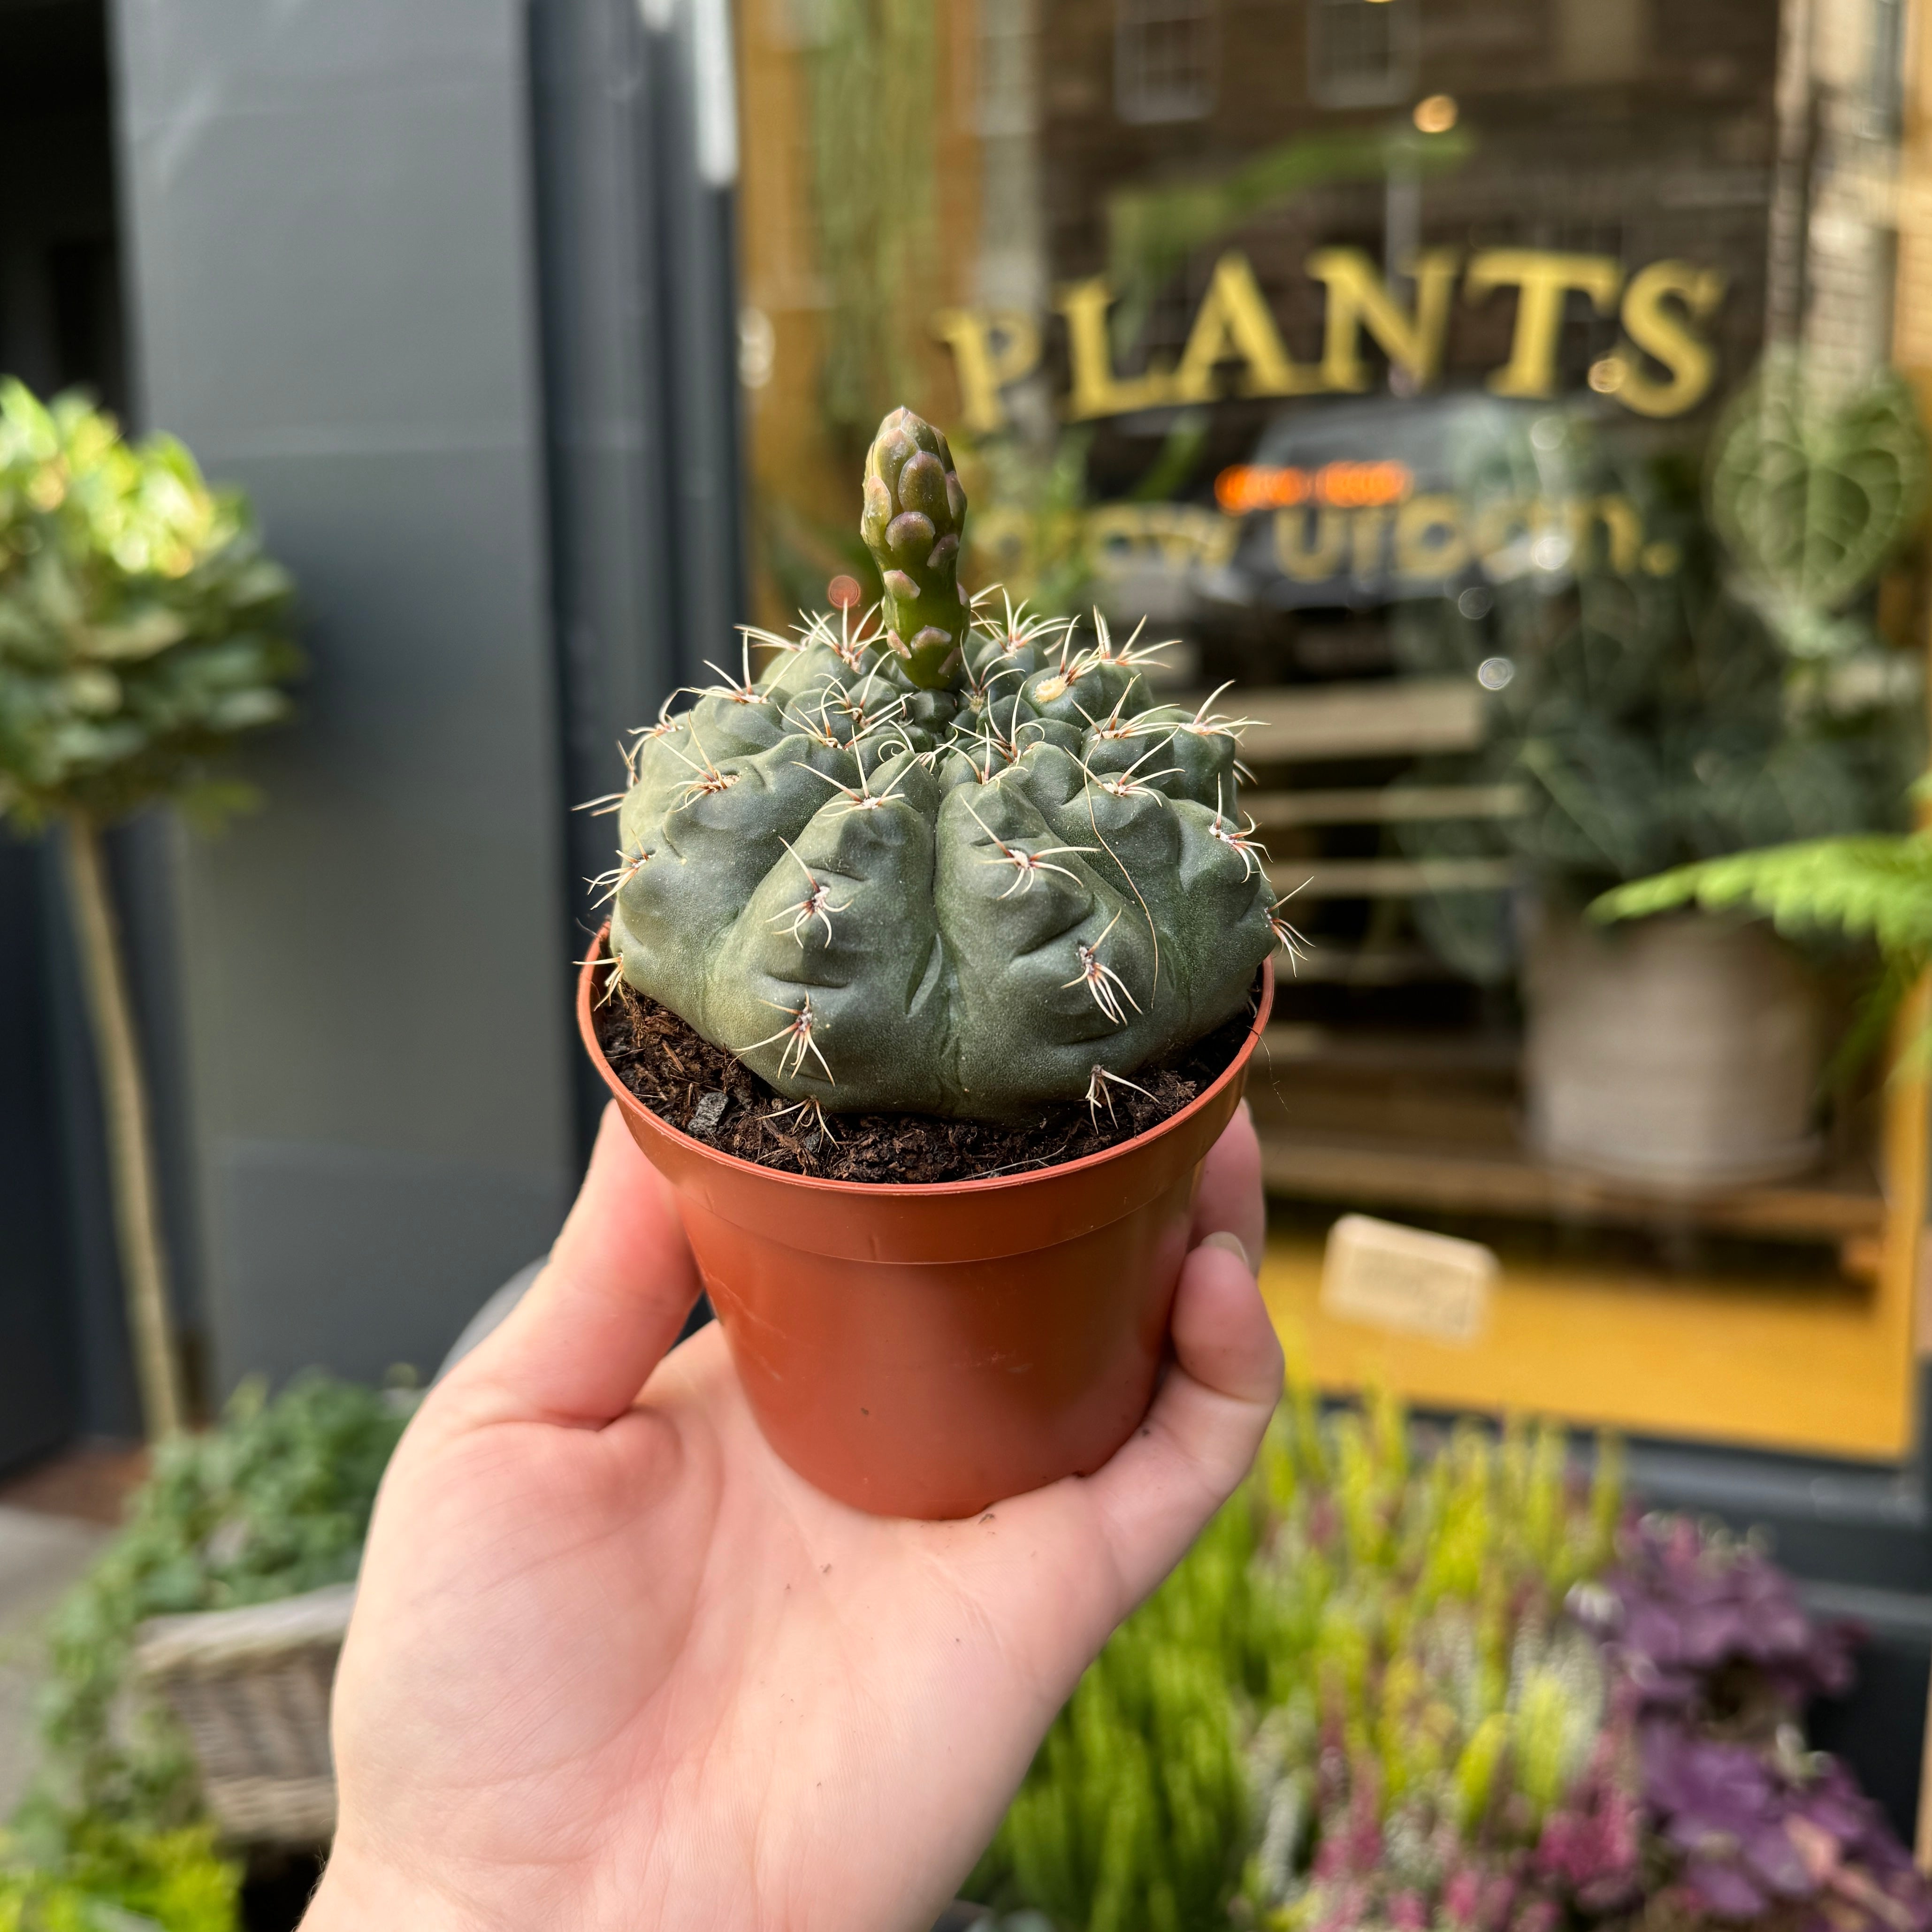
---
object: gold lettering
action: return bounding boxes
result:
[1171,252,1321,401]
[1307,248,1461,391]
[1609,262,1726,418]
[1351,507,1393,582]
[932,308,1043,435]
[1196,509,1241,571]
[1565,495,1644,573]
[1087,503,1243,572]
[1153,510,1201,569]
[1275,508,1349,580]
[1464,250,1625,399]
[1055,280,1173,420]
[1394,496,1470,577]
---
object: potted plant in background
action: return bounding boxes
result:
[1,1373,410,1930]
[1394,362,1925,1193]
[1593,784,1932,1069]
[0,382,300,1436]
[580,406,1288,1519]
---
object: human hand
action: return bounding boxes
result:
[304,1101,1282,1932]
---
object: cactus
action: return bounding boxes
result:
[603,406,1281,1120]
[862,405,971,690]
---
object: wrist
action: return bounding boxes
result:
[301,1843,500,1932]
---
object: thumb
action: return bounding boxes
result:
[445,1103,702,1428]
[1081,1231,1283,1611]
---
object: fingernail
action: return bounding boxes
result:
[1202,1230,1253,1273]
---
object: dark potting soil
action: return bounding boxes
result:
[593,976,1259,1184]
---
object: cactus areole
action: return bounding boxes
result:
[604,408,1279,1123]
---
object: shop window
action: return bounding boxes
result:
[1308,0,1417,108]
[735,0,1932,1470]
[766,0,831,51]
[1114,0,1218,125]
[971,0,1041,138]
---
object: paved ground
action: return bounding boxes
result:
[0,1504,111,1815]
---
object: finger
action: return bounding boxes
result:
[1190,1101,1265,1270]
[448,1104,701,1428]
[1080,1235,1283,1611]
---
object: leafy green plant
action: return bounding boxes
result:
[1595,821,1932,968]
[1592,816,1932,1072]
[1709,353,1930,659]
[15,1375,408,1855]
[0,382,300,1434]
[1391,389,1923,980]
[0,1820,237,1932]
[604,408,1281,1118]
[983,1503,1260,1932]
[975,1381,1928,1932]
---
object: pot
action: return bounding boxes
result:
[578,931,1274,1520]
[1522,908,1823,1193]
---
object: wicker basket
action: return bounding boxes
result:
[131,1582,353,1846]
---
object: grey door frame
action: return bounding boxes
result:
[527,0,747,1152]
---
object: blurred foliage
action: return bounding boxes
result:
[802,0,937,449]
[958,429,1097,620]
[1593,810,1932,1077]
[971,1383,1925,1932]
[986,1501,1255,1932]
[0,381,300,832]
[971,1386,1627,1932]
[0,1820,236,1932]
[1597,820,1932,984]
[1390,386,1924,980]
[14,1375,409,1866]
[1711,353,1929,657]
[1579,365,1932,1054]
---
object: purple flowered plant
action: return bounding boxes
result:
[1563,1514,1929,1932]
[1576,1515,1859,1718]
[1640,1726,1931,1932]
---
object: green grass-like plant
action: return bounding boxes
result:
[970,1387,1626,1932]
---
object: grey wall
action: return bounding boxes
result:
[108,0,579,1390]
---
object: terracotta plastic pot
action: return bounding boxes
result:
[578,931,1274,1520]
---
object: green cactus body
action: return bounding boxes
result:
[862,405,971,689]
[605,410,1276,1120]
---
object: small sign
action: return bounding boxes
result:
[1320,1214,1497,1345]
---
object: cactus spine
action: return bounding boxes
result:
[604,407,1278,1120]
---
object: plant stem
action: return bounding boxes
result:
[60,812,187,1438]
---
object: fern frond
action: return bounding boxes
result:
[1592,832,1932,971]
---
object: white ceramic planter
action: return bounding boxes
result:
[1522,909,1823,1193]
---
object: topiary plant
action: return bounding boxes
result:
[0,382,300,1436]
[601,406,1283,1120]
